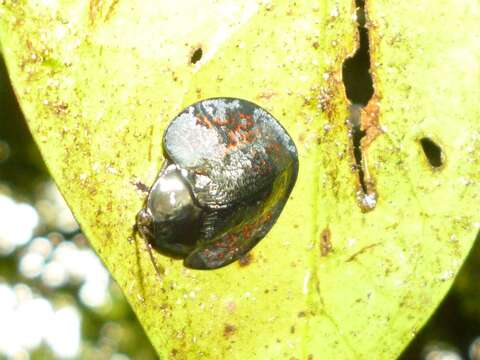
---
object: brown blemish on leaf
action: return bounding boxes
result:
[223,324,237,338]
[147,125,153,162]
[360,96,382,150]
[298,132,307,144]
[53,101,69,115]
[131,179,149,193]
[320,227,333,256]
[264,3,274,11]
[256,90,277,100]
[238,252,253,267]
[317,68,342,122]
[104,0,119,21]
[89,0,119,26]
[318,86,335,116]
[346,242,382,262]
[225,301,236,313]
[21,39,51,75]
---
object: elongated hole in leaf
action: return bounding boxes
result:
[191,48,203,64]
[342,0,374,106]
[342,0,377,211]
[420,137,443,168]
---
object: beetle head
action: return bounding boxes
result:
[137,163,203,258]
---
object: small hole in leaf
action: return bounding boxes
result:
[190,48,203,64]
[420,137,443,168]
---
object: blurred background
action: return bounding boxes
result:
[0,56,157,359]
[1,38,480,360]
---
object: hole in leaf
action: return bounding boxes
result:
[342,0,374,106]
[190,48,203,64]
[351,116,368,193]
[342,0,377,211]
[420,137,443,168]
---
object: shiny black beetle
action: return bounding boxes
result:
[136,98,298,270]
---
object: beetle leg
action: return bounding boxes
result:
[145,241,165,279]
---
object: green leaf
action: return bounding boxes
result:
[1,0,479,358]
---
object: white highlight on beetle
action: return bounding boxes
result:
[167,112,225,166]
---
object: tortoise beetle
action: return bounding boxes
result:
[136,98,298,270]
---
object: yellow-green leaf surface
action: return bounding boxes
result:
[1,0,479,358]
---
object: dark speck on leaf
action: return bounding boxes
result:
[238,253,253,266]
[224,324,237,337]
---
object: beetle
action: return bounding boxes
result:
[136,98,298,270]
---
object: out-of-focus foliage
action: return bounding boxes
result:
[1,56,157,360]
[400,231,480,360]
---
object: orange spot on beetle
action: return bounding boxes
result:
[196,115,212,128]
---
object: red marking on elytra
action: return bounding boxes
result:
[242,223,254,239]
[260,212,272,224]
[259,159,272,174]
[237,211,274,242]
[239,130,256,143]
[223,112,257,149]
[203,211,276,265]
[196,115,212,128]
[237,116,254,131]
[227,131,239,149]
[212,117,231,126]
[265,142,281,156]
[239,113,253,121]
